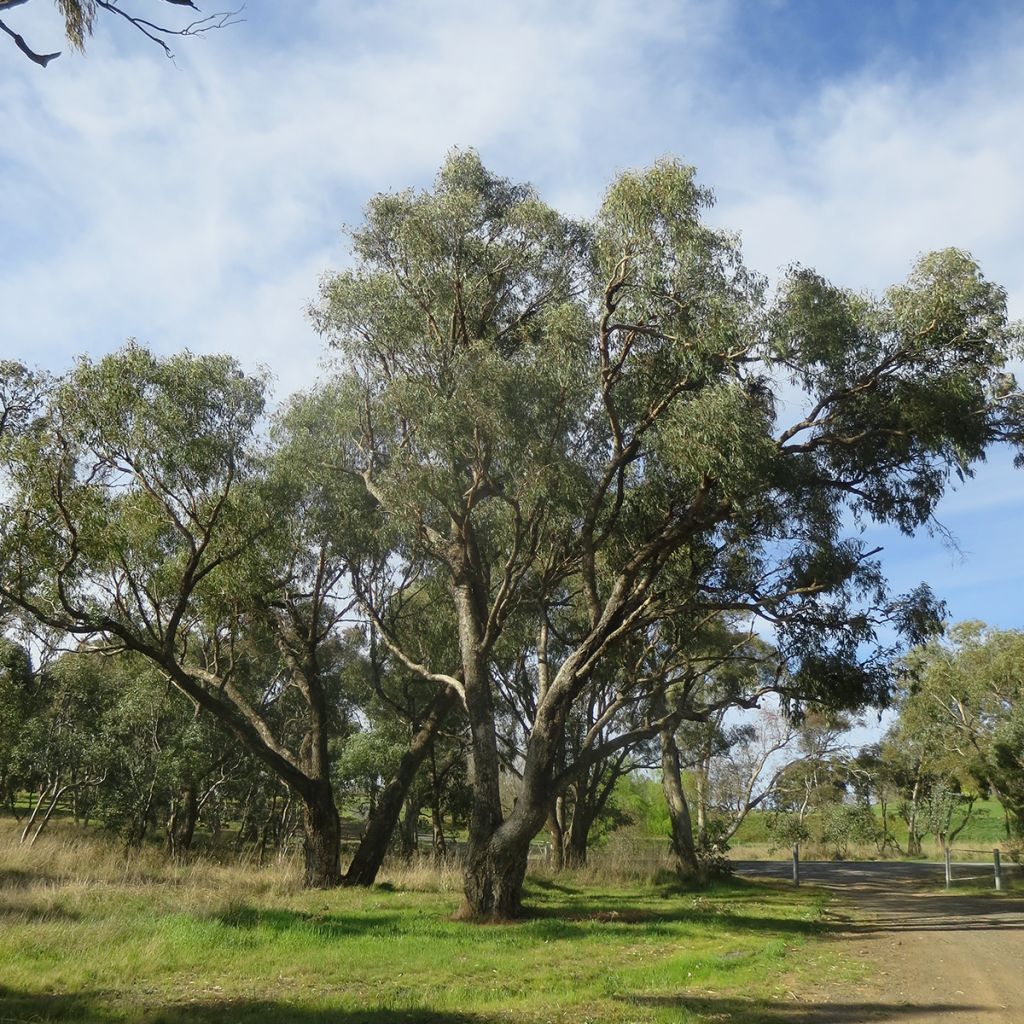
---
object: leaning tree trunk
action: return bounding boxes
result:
[660,725,701,881]
[399,795,420,860]
[344,687,457,886]
[300,780,343,888]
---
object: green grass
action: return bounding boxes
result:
[0,826,857,1023]
[728,798,1014,861]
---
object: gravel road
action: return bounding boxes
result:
[733,860,1024,1023]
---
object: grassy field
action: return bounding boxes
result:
[726,797,1014,861]
[0,822,858,1024]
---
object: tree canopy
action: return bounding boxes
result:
[2,152,1022,915]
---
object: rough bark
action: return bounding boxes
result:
[461,661,578,917]
[301,781,342,888]
[461,813,540,920]
[456,577,508,916]
[166,782,198,857]
[660,725,701,880]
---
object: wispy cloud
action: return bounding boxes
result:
[1,2,1022,629]
[0,0,722,394]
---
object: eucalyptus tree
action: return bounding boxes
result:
[0,346,372,886]
[277,396,467,884]
[313,150,1023,917]
[13,650,117,844]
[0,637,33,815]
[895,622,1024,838]
[653,624,792,878]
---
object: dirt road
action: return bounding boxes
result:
[735,861,1024,1023]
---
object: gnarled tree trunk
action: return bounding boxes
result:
[301,780,342,888]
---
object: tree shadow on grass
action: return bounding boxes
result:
[527,876,582,895]
[0,866,61,889]
[211,903,405,940]
[0,988,504,1024]
[0,989,997,1024]
[0,901,81,924]
[520,879,836,943]
[618,993,994,1022]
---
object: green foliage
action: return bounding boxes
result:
[695,820,734,878]
[610,775,672,840]
[896,622,1024,838]
[0,638,35,803]
[4,153,1024,892]
[765,812,812,855]
[820,804,881,859]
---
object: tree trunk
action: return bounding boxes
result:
[660,726,701,880]
[431,801,447,860]
[546,797,565,871]
[169,782,198,857]
[460,664,577,917]
[21,784,49,845]
[344,687,456,886]
[906,776,923,857]
[694,763,709,848]
[461,825,534,920]
[301,781,342,888]
[400,795,420,860]
[564,789,591,869]
[234,784,255,852]
[455,580,508,917]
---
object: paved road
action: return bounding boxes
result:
[735,858,1023,889]
[733,859,1024,1023]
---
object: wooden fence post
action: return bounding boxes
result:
[944,846,952,888]
[994,848,1003,891]
[792,843,800,887]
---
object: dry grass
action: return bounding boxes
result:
[0,818,305,913]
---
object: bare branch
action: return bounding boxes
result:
[0,17,59,65]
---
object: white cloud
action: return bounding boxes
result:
[711,45,1024,311]
[1,0,726,393]
[2,2,1022,621]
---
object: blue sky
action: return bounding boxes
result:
[1,0,1022,633]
